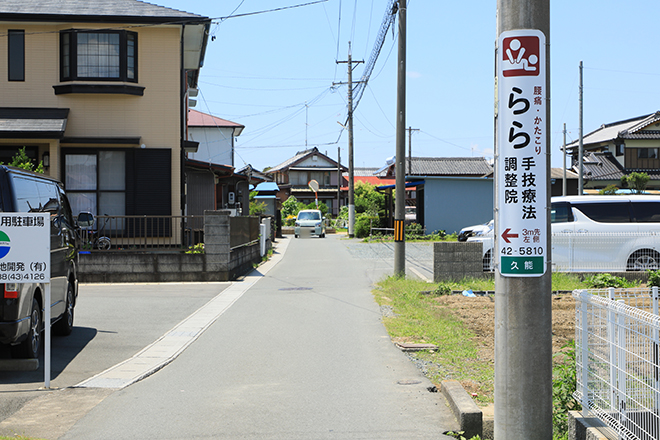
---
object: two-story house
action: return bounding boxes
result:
[0,0,210,220]
[565,112,660,191]
[267,147,346,215]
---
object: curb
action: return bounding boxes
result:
[441,380,482,439]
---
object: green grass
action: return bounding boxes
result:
[430,272,589,295]
[374,277,495,403]
[374,274,584,438]
[0,436,45,440]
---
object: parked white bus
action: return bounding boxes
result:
[468,195,660,272]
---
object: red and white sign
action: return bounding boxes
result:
[497,30,547,277]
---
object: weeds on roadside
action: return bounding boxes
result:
[552,340,580,437]
[584,273,640,289]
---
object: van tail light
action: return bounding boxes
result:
[4,283,19,299]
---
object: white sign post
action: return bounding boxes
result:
[497,30,547,277]
[0,214,50,385]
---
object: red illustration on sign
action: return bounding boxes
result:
[502,36,540,77]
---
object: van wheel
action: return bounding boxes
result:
[11,298,41,359]
[627,250,660,271]
[53,282,74,336]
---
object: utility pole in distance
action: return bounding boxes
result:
[337,43,363,238]
[495,1,552,439]
[406,126,419,175]
[393,0,406,277]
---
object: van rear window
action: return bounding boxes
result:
[11,175,60,213]
[572,202,631,223]
[632,202,660,222]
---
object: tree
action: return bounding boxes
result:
[249,191,267,215]
[599,184,619,195]
[621,172,650,194]
[281,195,300,219]
[354,181,386,216]
[7,147,44,173]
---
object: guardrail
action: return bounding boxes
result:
[574,287,660,440]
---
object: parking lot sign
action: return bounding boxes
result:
[0,213,49,282]
[497,29,547,277]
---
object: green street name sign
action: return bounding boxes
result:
[500,256,544,275]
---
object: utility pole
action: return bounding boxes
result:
[337,146,341,216]
[495,1,552,439]
[578,61,584,196]
[393,0,406,277]
[563,123,567,196]
[406,127,419,175]
[337,43,363,238]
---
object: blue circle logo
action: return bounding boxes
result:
[0,231,10,259]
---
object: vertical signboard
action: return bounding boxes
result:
[0,213,49,281]
[497,30,547,277]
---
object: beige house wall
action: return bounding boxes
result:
[0,22,183,215]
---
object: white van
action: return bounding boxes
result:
[469,195,660,272]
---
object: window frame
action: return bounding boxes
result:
[8,30,25,82]
[62,149,128,217]
[59,29,138,83]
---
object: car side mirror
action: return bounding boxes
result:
[77,211,94,228]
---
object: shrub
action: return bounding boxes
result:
[405,222,424,238]
[354,214,378,238]
[648,269,660,287]
[599,184,619,195]
[585,273,638,289]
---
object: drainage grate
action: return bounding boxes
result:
[397,379,422,385]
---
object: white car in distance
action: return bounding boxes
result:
[468,195,660,272]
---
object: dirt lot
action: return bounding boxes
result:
[434,293,577,365]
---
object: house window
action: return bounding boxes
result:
[637,148,659,159]
[615,143,624,157]
[8,30,24,81]
[60,30,137,82]
[64,151,126,217]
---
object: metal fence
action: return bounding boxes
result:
[482,232,660,272]
[80,214,261,252]
[574,287,660,440]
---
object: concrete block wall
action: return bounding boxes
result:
[433,242,485,282]
[78,211,262,283]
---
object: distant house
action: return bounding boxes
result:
[266,147,346,215]
[187,109,244,167]
[184,109,250,216]
[380,157,494,235]
[0,0,210,219]
[565,112,660,191]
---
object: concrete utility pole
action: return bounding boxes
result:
[578,60,584,196]
[407,126,419,175]
[495,1,552,439]
[563,123,567,196]
[393,0,406,277]
[337,43,363,238]
[337,146,341,216]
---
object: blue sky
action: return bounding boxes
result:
[156,1,660,172]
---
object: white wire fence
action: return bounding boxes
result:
[574,287,660,440]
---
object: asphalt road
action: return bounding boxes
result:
[1,235,456,439]
[0,283,229,423]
